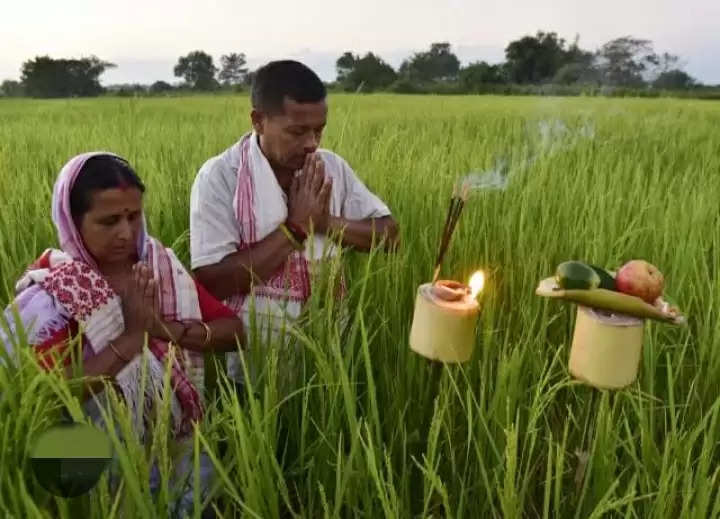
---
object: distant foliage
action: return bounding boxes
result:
[218,53,248,86]
[335,52,397,92]
[1,33,711,99]
[149,81,174,94]
[20,56,115,98]
[399,42,460,82]
[174,51,219,90]
[0,80,24,97]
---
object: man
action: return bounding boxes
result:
[190,60,398,380]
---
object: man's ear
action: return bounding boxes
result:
[251,109,265,134]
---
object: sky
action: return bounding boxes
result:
[1,0,718,85]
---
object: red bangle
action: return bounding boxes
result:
[285,221,308,242]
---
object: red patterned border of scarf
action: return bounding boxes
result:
[232,135,312,308]
[40,261,203,433]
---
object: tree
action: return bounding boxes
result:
[553,62,598,84]
[20,56,115,98]
[336,52,357,83]
[150,80,174,94]
[111,84,147,97]
[653,69,696,90]
[505,31,574,83]
[243,70,256,88]
[399,42,460,82]
[174,51,218,90]
[336,52,397,92]
[653,52,679,75]
[219,53,247,86]
[565,34,594,63]
[0,80,24,97]
[459,61,507,89]
[596,37,658,87]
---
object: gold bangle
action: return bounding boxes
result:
[109,341,131,363]
[199,321,212,347]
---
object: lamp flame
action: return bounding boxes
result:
[469,271,485,299]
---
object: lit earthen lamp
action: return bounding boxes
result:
[409,272,485,363]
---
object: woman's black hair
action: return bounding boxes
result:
[69,155,146,221]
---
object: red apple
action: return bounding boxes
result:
[616,260,665,303]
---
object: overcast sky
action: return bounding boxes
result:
[1,0,718,85]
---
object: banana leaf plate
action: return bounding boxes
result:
[535,276,686,325]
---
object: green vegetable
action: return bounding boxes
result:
[556,261,601,290]
[589,265,617,291]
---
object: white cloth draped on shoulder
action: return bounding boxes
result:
[190,132,392,379]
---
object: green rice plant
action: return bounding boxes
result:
[0,94,719,517]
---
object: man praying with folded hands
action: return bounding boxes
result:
[189,59,398,383]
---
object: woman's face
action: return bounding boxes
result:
[78,187,144,268]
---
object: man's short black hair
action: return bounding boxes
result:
[251,60,326,114]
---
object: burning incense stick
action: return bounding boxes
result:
[432,180,470,283]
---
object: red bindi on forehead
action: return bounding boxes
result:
[87,187,143,214]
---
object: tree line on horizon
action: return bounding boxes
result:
[334,35,701,93]
[1,31,717,99]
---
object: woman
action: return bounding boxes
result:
[1,151,244,511]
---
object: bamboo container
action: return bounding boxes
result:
[409,283,479,363]
[568,306,645,389]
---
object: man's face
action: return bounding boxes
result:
[253,97,328,171]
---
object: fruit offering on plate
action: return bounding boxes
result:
[610,259,678,315]
[555,261,616,291]
[553,259,679,317]
[615,259,664,304]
